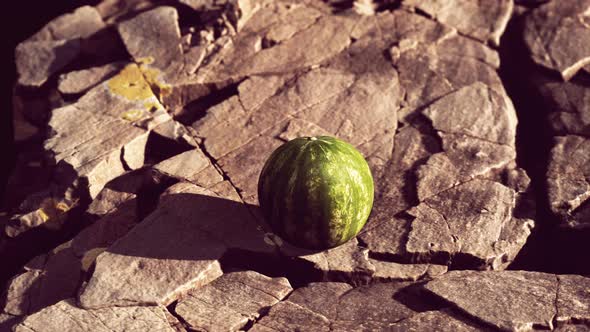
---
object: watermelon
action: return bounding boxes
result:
[258,136,374,250]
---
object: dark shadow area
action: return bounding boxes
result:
[0,160,89,288]
[0,166,177,315]
[1,0,101,200]
[499,11,590,275]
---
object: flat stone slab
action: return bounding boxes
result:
[547,135,590,228]
[524,1,590,81]
[78,181,273,309]
[2,187,139,317]
[15,6,105,87]
[250,281,493,331]
[58,62,125,95]
[535,77,590,137]
[174,271,292,331]
[402,0,513,46]
[425,270,590,331]
[13,299,175,332]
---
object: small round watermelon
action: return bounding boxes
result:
[258,136,374,250]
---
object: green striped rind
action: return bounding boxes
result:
[258,136,374,250]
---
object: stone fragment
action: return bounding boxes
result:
[370,259,448,281]
[252,281,421,331]
[416,133,516,201]
[200,11,356,81]
[153,147,223,187]
[403,0,513,46]
[174,271,292,331]
[407,179,531,269]
[523,1,590,80]
[422,82,517,146]
[3,190,138,316]
[15,6,105,87]
[14,299,175,332]
[79,181,273,308]
[390,309,485,332]
[285,282,353,319]
[58,62,125,95]
[536,77,590,137]
[89,63,170,129]
[555,275,590,324]
[117,6,182,70]
[45,104,147,199]
[3,243,81,316]
[425,270,590,332]
[29,6,105,42]
[5,195,76,238]
[249,301,331,332]
[43,62,173,201]
[547,135,590,228]
[394,36,503,121]
[358,126,438,257]
[15,40,81,87]
[283,238,375,282]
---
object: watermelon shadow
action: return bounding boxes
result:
[102,190,341,287]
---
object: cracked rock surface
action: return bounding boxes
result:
[519,1,590,232]
[3,0,590,331]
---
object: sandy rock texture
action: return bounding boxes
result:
[2,0,589,331]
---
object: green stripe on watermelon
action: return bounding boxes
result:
[258,136,374,250]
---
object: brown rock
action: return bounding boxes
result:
[407,179,532,269]
[174,271,292,331]
[153,147,224,187]
[45,104,147,199]
[536,77,590,137]
[403,0,513,46]
[285,282,353,319]
[3,243,81,316]
[199,7,354,82]
[15,40,81,87]
[283,238,375,282]
[58,62,125,95]
[547,135,590,228]
[251,281,423,331]
[390,309,486,332]
[422,82,517,146]
[425,270,590,331]
[392,29,502,123]
[358,125,438,257]
[79,181,273,308]
[370,259,448,282]
[15,6,105,87]
[416,134,516,201]
[523,1,590,80]
[3,190,138,317]
[117,6,182,70]
[249,301,331,332]
[555,275,590,325]
[14,299,175,332]
[29,6,105,42]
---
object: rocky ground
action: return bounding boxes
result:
[1,0,590,331]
